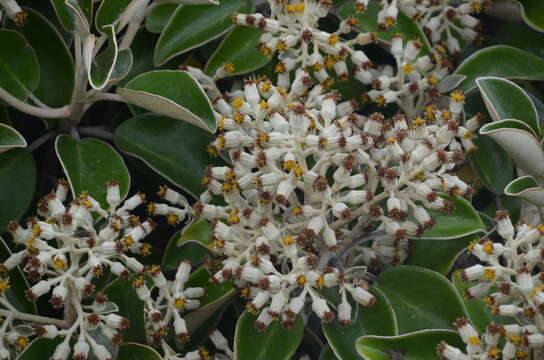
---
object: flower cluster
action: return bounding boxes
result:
[439,211,544,359]
[189,64,475,330]
[2,181,202,360]
[224,0,375,86]
[381,0,486,53]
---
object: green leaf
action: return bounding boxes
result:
[495,23,544,58]
[87,25,119,90]
[480,119,544,177]
[419,195,485,239]
[404,233,479,275]
[0,149,36,232]
[320,345,339,360]
[374,266,468,334]
[323,288,397,360]
[0,236,36,314]
[50,0,92,32]
[118,343,162,360]
[205,26,270,77]
[103,278,147,343]
[504,175,544,207]
[55,136,130,208]
[469,135,514,195]
[234,311,303,360]
[516,0,544,33]
[476,77,540,136]
[154,0,253,66]
[16,337,63,360]
[451,270,510,333]
[118,70,216,131]
[109,49,133,84]
[6,8,74,107]
[337,2,431,56]
[0,30,40,101]
[162,219,211,271]
[95,0,135,31]
[455,46,544,92]
[114,113,225,198]
[145,3,179,33]
[356,329,464,360]
[0,123,26,151]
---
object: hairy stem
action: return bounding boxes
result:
[0,87,70,118]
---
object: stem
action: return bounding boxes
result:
[78,126,115,141]
[318,230,384,269]
[0,309,70,329]
[0,87,70,118]
[27,130,58,152]
[68,32,89,125]
[88,93,126,103]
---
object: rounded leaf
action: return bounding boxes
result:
[55,135,130,208]
[469,135,514,195]
[95,0,136,31]
[322,288,397,360]
[455,46,544,92]
[114,113,225,198]
[87,25,119,90]
[320,345,339,360]
[145,3,178,33]
[0,30,40,101]
[117,70,216,132]
[374,266,468,334]
[6,8,74,107]
[418,194,485,239]
[162,219,211,271]
[0,124,26,152]
[496,23,544,58]
[234,311,303,360]
[476,76,539,136]
[516,0,544,33]
[154,0,253,65]
[15,338,63,360]
[205,26,271,77]
[0,149,36,232]
[504,175,544,207]
[356,329,464,360]
[479,119,544,177]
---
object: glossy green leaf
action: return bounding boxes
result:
[0,149,36,232]
[455,46,544,92]
[469,135,514,195]
[480,119,544,177]
[96,0,135,31]
[504,175,544,207]
[234,311,303,360]
[118,343,162,360]
[476,77,539,136]
[64,0,93,32]
[154,0,253,65]
[0,123,26,152]
[104,279,146,343]
[337,2,431,55]
[115,113,225,198]
[0,236,36,314]
[118,70,215,131]
[109,49,133,83]
[516,0,544,33]
[323,288,397,360]
[374,266,468,334]
[0,30,40,101]
[6,8,74,107]
[87,25,119,90]
[50,0,92,31]
[356,329,464,360]
[145,3,179,33]
[162,219,211,271]
[404,233,479,275]
[55,136,130,208]
[320,345,339,360]
[496,23,544,58]
[206,26,270,77]
[452,270,510,333]
[16,337,63,360]
[419,195,485,239]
